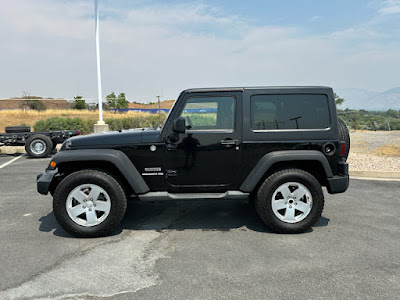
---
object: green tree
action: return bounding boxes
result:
[386,109,399,118]
[72,96,86,110]
[106,92,129,113]
[334,92,345,106]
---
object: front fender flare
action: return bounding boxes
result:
[239,150,333,192]
[47,149,150,194]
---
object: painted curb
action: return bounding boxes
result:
[350,170,400,179]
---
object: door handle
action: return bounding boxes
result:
[220,139,239,145]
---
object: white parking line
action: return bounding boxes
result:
[0,154,25,169]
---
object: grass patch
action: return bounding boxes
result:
[370,145,400,157]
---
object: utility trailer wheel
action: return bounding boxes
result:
[25,134,53,158]
[5,126,31,133]
[255,169,324,234]
[53,170,127,238]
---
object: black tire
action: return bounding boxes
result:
[53,170,127,238]
[25,134,53,158]
[337,118,350,160]
[51,142,58,154]
[255,169,324,234]
[5,126,31,133]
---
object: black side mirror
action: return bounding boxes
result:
[173,117,186,134]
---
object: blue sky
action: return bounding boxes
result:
[105,0,375,30]
[0,0,399,101]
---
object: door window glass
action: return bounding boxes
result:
[180,96,235,130]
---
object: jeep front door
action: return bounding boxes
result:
[165,92,242,190]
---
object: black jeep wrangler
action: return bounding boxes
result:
[37,86,350,237]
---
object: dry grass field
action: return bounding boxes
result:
[0,109,152,133]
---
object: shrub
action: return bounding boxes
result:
[105,114,166,131]
[33,114,167,135]
[24,100,47,111]
[34,117,84,133]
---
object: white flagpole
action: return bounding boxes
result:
[95,0,104,124]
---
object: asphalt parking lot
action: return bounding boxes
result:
[0,153,399,300]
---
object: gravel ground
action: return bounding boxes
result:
[2,131,399,172]
[348,131,400,172]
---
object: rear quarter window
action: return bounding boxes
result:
[251,94,330,130]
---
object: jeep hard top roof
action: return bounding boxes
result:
[183,86,333,94]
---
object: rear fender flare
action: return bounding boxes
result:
[240,150,333,192]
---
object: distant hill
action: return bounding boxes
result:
[0,98,70,110]
[336,88,400,111]
[128,100,175,109]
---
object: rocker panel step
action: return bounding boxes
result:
[138,191,249,201]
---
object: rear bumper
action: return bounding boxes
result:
[327,175,349,194]
[37,170,57,195]
[326,161,349,194]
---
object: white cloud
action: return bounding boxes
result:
[308,15,322,22]
[330,26,382,40]
[0,0,399,101]
[379,0,400,15]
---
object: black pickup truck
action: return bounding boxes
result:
[37,86,350,237]
[0,126,80,158]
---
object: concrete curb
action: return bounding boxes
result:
[350,170,400,179]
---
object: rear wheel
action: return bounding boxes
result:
[255,169,324,234]
[25,134,53,158]
[53,170,127,238]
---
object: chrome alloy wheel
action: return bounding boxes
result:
[30,140,46,155]
[66,184,111,227]
[271,182,313,224]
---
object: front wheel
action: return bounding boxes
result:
[53,170,127,238]
[255,169,324,234]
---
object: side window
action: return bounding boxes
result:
[180,96,235,130]
[251,94,330,130]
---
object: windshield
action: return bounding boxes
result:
[159,96,179,132]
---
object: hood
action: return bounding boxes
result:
[62,127,161,150]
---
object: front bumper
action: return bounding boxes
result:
[37,170,57,195]
[326,161,349,194]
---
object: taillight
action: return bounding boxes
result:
[340,142,346,157]
[78,131,81,135]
